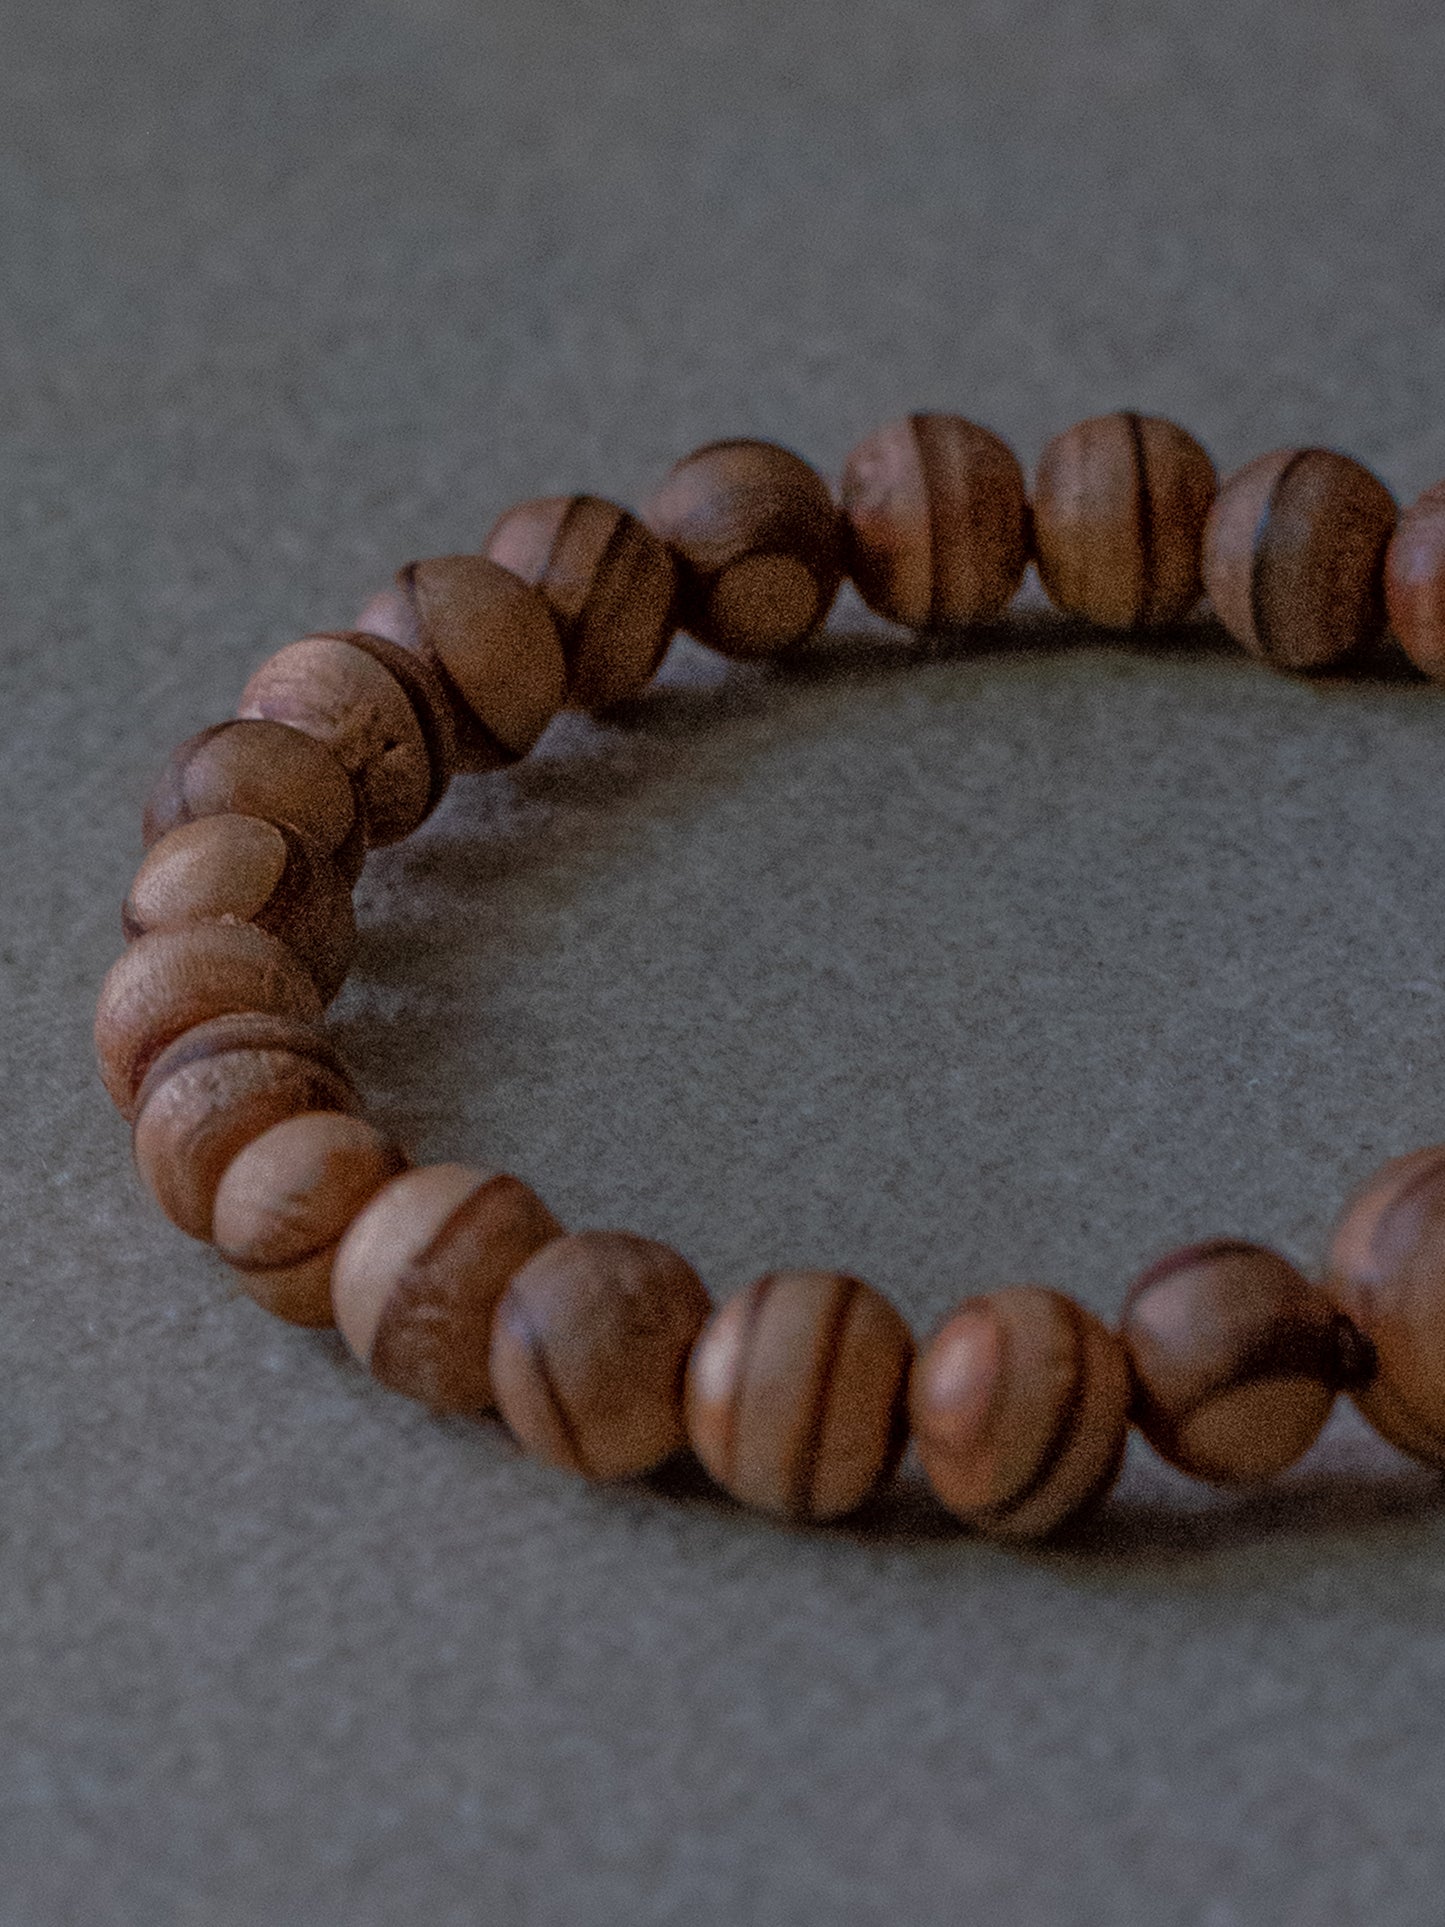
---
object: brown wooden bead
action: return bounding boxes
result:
[1032,413,1217,629]
[840,414,1029,630]
[684,1268,913,1521]
[95,922,325,1119]
[1325,1147,1445,1465]
[1384,481,1445,678]
[123,813,355,1003]
[491,1230,710,1479]
[483,497,678,710]
[142,718,365,884]
[212,1113,406,1327]
[237,631,456,846]
[332,1164,564,1414]
[132,1014,360,1242]
[641,439,845,660]
[357,554,566,768]
[1202,448,1398,670]
[1121,1240,1368,1485]
[910,1286,1130,1540]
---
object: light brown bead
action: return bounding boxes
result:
[237,631,456,846]
[142,719,365,884]
[123,813,355,1003]
[910,1286,1130,1540]
[332,1164,564,1414]
[212,1113,406,1327]
[1384,480,1445,678]
[491,1230,710,1479]
[1325,1147,1445,1465]
[483,497,678,710]
[641,439,845,660]
[1032,412,1217,629]
[356,555,566,768]
[840,414,1029,630]
[684,1268,913,1521]
[131,1013,360,1242]
[1202,447,1398,670]
[95,922,324,1119]
[1121,1240,1368,1485]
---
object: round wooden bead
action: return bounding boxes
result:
[1121,1240,1369,1485]
[1032,412,1217,629]
[684,1268,913,1521]
[123,813,355,1003]
[1384,480,1445,678]
[332,1164,564,1414]
[131,1013,361,1242]
[356,554,566,769]
[237,631,456,846]
[1202,448,1398,670]
[910,1286,1130,1540]
[839,414,1029,630]
[142,718,365,884]
[95,921,324,1119]
[1325,1147,1445,1465]
[483,496,678,710]
[491,1230,711,1479]
[641,439,845,660]
[212,1113,407,1327]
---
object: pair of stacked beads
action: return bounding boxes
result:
[94,415,1445,1539]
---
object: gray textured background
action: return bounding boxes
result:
[6,1,1445,1921]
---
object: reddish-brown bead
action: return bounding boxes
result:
[1384,480,1445,678]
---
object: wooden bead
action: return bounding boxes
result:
[95,922,324,1119]
[123,813,355,1003]
[910,1286,1130,1540]
[237,631,456,846]
[1121,1240,1368,1485]
[332,1164,564,1413]
[1032,413,1217,628]
[684,1268,913,1521]
[356,554,566,769]
[483,496,678,710]
[1325,1148,1445,1465]
[840,414,1029,630]
[131,1013,360,1242]
[142,718,365,884]
[1202,448,1398,670]
[212,1113,406,1327]
[1384,481,1445,678]
[641,439,845,660]
[491,1230,710,1479]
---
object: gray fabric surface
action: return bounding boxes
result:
[6,1,1445,1920]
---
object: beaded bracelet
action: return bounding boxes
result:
[93,414,1445,1542]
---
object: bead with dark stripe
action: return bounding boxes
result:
[685,1268,914,1521]
[910,1285,1131,1540]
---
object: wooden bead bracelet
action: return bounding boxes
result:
[94,414,1445,1541]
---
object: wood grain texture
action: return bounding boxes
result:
[684,1268,913,1521]
[910,1285,1130,1540]
[131,1013,360,1243]
[94,921,325,1119]
[237,631,455,846]
[484,496,677,710]
[142,719,364,884]
[1385,479,1445,677]
[331,1164,564,1415]
[1032,412,1216,628]
[641,439,844,660]
[1202,447,1397,669]
[123,812,356,1003]
[491,1230,710,1479]
[212,1113,407,1328]
[840,414,1029,630]
[1121,1240,1368,1484]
